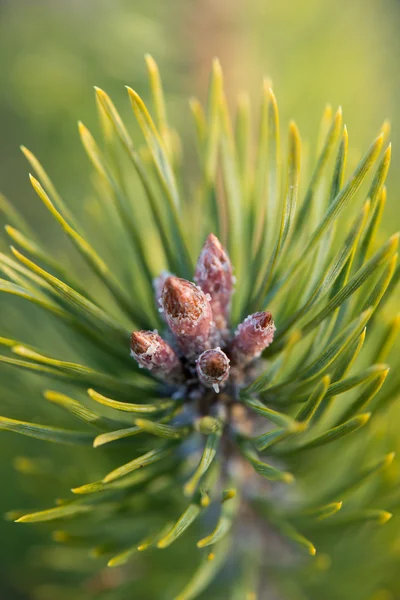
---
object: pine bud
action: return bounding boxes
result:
[194,233,233,332]
[130,330,183,383]
[230,312,275,366]
[161,276,213,357]
[196,348,230,393]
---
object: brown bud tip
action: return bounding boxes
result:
[194,233,233,331]
[230,311,275,365]
[130,330,183,383]
[196,348,230,393]
[161,276,213,357]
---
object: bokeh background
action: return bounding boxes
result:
[0,0,399,597]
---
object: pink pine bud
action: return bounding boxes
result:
[194,233,233,332]
[130,330,183,383]
[230,312,275,366]
[196,348,230,393]
[161,276,213,357]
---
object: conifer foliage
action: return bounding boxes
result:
[0,56,399,599]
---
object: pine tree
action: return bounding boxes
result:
[0,56,399,600]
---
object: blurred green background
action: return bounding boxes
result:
[0,0,399,597]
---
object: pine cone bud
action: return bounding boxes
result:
[130,330,183,383]
[161,276,213,357]
[194,233,233,332]
[196,348,230,393]
[230,312,275,366]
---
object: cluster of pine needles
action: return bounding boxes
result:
[0,57,399,600]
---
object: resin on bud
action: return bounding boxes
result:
[230,312,275,366]
[130,330,183,383]
[196,348,230,393]
[161,276,213,357]
[194,233,233,332]
[153,271,172,318]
